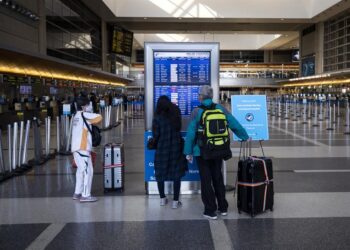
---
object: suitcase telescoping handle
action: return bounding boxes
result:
[239,139,265,159]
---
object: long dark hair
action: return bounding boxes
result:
[155,95,181,131]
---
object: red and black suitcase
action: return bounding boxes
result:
[236,141,274,217]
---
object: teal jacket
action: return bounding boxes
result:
[184,99,249,156]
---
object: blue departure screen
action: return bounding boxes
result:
[154,52,210,85]
[153,51,210,116]
[154,85,201,116]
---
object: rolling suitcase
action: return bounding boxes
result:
[103,143,125,192]
[236,141,274,217]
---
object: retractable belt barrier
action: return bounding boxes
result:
[345,102,350,135]
[268,99,350,134]
[126,101,144,119]
[57,115,73,155]
[100,104,122,131]
[28,117,56,166]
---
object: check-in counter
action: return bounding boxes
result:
[0,105,9,114]
[0,107,54,130]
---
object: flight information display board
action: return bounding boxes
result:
[153,51,210,116]
[154,52,210,85]
[154,85,201,115]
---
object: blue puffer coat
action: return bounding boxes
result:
[184,99,249,157]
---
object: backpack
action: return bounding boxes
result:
[197,103,232,160]
[82,113,102,147]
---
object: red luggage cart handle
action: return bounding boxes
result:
[104,163,124,169]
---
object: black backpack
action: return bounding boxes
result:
[197,103,232,160]
[82,113,102,147]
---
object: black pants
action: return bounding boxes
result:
[196,157,228,214]
[157,180,181,201]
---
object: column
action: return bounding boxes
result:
[315,22,324,75]
[38,0,46,55]
[101,20,108,72]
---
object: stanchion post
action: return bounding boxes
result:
[313,103,319,127]
[22,120,30,165]
[308,102,311,119]
[285,102,289,119]
[18,121,24,165]
[8,124,12,172]
[65,116,73,152]
[326,106,334,131]
[337,101,340,117]
[47,116,51,155]
[12,122,18,170]
[319,102,324,121]
[302,103,307,124]
[45,117,48,156]
[345,103,350,135]
[0,130,5,174]
[292,102,297,121]
[65,115,69,149]
[56,116,60,152]
[116,104,120,123]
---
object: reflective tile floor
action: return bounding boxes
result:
[1,111,350,249]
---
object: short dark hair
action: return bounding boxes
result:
[76,96,89,110]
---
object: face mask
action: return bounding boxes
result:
[85,102,93,113]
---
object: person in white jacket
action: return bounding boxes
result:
[71,95,102,202]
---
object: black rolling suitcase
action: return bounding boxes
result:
[103,143,125,192]
[236,141,274,217]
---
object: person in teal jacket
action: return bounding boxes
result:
[184,85,249,220]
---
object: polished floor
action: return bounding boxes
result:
[1,105,350,250]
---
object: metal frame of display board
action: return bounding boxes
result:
[144,42,220,194]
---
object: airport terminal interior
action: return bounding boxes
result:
[2,0,350,249]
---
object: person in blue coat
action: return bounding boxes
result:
[184,85,249,219]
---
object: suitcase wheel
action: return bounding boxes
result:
[238,210,241,214]
[270,208,274,212]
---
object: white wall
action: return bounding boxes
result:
[134,33,282,50]
[104,0,341,18]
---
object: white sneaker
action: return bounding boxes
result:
[172,201,182,209]
[160,197,168,206]
[72,193,81,200]
[80,196,98,203]
[203,212,218,220]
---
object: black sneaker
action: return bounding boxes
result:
[203,212,218,220]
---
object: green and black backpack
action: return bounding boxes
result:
[197,103,232,160]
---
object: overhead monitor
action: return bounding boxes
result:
[301,56,315,77]
[111,26,133,57]
[19,85,32,95]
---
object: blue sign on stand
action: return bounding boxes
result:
[144,131,200,182]
[63,104,71,116]
[231,95,269,141]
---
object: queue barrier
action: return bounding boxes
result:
[126,101,144,119]
[27,117,56,166]
[267,98,350,134]
[57,115,73,155]
[100,104,122,131]
[0,114,59,183]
